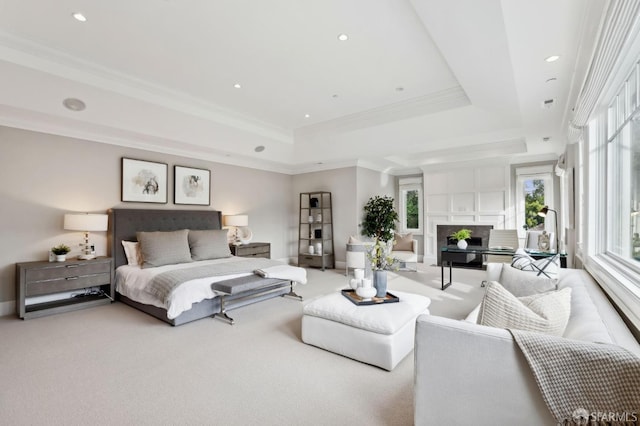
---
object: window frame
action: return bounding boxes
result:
[398,177,423,235]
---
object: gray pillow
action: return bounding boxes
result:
[136,229,192,268]
[499,263,557,297]
[188,229,231,261]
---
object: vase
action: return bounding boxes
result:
[55,254,66,262]
[373,270,387,297]
[457,239,468,249]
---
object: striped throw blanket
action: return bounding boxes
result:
[510,329,640,425]
[147,258,284,303]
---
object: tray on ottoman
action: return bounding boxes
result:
[341,289,399,306]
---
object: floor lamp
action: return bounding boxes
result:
[538,206,559,253]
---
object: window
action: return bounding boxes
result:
[515,166,554,239]
[398,177,423,234]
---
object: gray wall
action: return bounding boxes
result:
[0,126,291,306]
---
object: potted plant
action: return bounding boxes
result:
[450,229,472,249]
[361,196,399,297]
[51,244,71,262]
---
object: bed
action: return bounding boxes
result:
[108,208,299,326]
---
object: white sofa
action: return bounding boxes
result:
[414,264,640,426]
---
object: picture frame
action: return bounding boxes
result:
[121,158,168,203]
[174,165,211,205]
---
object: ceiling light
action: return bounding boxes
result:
[72,12,87,22]
[62,98,86,111]
[337,34,349,41]
[395,87,404,92]
[545,55,560,62]
[542,136,552,142]
[254,145,265,153]
[332,94,339,98]
[304,114,310,118]
[233,83,241,89]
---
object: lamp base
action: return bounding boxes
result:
[78,254,96,260]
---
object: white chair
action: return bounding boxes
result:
[390,234,418,271]
[525,230,555,252]
[345,240,371,276]
[485,229,519,264]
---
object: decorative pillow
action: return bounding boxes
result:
[499,263,557,297]
[348,235,362,244]
[188,229,232,261]
[136,229,192,268]
[477,281,572,336]
[121,240,142,266]
[393,233,414,251]
[511,248,560,279]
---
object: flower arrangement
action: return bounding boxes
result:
[366,240,400,271]
[51,244,71,255]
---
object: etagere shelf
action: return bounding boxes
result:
[298,192,334,270]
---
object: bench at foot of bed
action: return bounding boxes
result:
[211,276,302,324]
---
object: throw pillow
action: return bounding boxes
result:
[121,240,142,266]
[136,229,193,268]
[499,263,557,297]
[348,235,362,244]
[477,281,572,336]
[511,248,560,279]
[393,233,414,251]
[188,229,232,261]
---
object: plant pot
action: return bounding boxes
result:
[457,239,468,249]
[373,270,387,297]
[55,254,66,262]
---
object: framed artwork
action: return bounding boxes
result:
[174,165,211,205]
[121,158,168,203]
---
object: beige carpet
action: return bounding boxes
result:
[0,264,486,426]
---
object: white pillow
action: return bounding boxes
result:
[499,262,557,297]
[121,240,142,266]
[511,248,560,279]
[477,281,572,336]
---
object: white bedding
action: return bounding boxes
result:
[116,257,252,319]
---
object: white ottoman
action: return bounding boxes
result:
[301,290,431,370]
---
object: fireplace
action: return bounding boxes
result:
[436,225,494,268]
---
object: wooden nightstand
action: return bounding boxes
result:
[16,257,114,319]
[230,242,270,259]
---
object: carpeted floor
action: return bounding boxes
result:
[0,264,486,426]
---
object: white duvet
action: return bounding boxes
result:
[116,257,252,319]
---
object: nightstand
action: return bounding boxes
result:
[16,257,114,319]
[230,242,270,259]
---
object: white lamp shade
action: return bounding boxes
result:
[64,213,108,231]
[224,215,248,227]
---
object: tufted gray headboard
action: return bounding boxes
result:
[108,208,223,269]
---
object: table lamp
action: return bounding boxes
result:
[64,213,108,259]
[537,206,560,253]
[224,215,249,245]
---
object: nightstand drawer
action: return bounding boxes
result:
[25,261,111,282]
[231,243,270,258]
[26,273,111,297]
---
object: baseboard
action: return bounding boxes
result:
[0,300,14,317]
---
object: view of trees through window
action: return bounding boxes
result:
[524,179,545,230]
[405,189,419,229]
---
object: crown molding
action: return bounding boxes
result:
[0,31,293,145]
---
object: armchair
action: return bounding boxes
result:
[390,233,418,271]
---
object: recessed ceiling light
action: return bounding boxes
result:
[542,136,552,142]
[62,98,86,111]
[304,114,310,118]
[72,12,87,22]
[337,33,349,41]
[545,55,560,62]
[233,83,241,89]
[395,87,404,92]
[254,145,265,153]
[332,94,339,98]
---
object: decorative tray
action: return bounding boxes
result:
[341,289,399,306]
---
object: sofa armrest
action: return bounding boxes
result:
[485,262,504,282]
[411,239,418,254]
[414,315,552,425]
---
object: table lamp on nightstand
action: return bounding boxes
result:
[224,214,250,245]
[64,213,108,260]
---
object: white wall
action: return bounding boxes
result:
[0,126,292,308]
[422,160,512,264]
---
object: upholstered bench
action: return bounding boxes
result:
[301,291,431,370]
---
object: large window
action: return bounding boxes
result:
[398,177,423,234]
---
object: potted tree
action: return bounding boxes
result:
[51,244,71,262]
[450,229,472,249]
[361,196,399,297]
